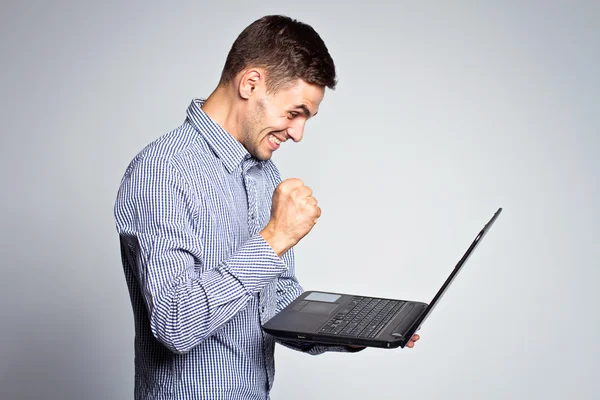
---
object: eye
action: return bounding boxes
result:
[287,111,299,120]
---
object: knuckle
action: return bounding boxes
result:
[288,178,303,187]
[280,178,305,196]
[279,181,293,194]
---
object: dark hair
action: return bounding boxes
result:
[219,15,337,92]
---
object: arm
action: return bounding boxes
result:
[115,156,287,354]
[249,176,362,354]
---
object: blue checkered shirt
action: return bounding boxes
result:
[114,99,348,399]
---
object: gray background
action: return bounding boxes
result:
[1,1,598,399]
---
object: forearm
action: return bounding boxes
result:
[148,234,287,353]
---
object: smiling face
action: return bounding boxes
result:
[239,79,325,161]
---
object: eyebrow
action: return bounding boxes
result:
[292,104,317,118]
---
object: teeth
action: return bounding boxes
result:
[269,134,281,145]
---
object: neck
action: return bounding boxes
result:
[201,86,244,142]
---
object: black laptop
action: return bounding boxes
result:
[262,208,502,349]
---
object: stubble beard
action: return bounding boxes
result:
[241,99,271,161]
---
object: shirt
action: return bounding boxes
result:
[114,99,347,400]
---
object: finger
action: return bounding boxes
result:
[412,334,420,341]
[280,178,304,192]
[406,341,414,348]
[284,177,304,186]
[305,197,318,207]
[310,206,321,225]
[294,185,313,198]
[311,213,319,225]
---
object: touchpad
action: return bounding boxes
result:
[298,301,338,315]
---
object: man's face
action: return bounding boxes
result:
[240,79,325,161]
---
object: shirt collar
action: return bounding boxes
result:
[186,98,259,174]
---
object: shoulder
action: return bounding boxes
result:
[121,123,209,181]
[140,123,204,163]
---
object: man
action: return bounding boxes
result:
[115,15,419,400]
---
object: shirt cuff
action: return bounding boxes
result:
[223,233,288,294]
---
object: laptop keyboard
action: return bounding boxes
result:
[318,296,406,339]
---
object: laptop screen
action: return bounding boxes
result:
[410,207,502,334]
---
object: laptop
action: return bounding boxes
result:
[262,208,502,349]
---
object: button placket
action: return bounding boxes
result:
[243,164,260,235]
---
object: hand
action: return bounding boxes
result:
[260,178,321,257]
[405,333,420,348]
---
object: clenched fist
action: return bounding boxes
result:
[260,178,321,257]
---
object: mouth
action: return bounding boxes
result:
[267,133,284,150]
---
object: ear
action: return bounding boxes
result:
[238,69,264,100]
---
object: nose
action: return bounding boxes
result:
[286,120,306,143]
